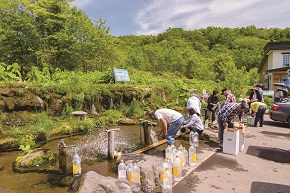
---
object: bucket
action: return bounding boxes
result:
[247,116,255,126]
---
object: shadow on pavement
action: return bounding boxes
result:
[260,130,290,139]
[251,181,290,193]
[263,120,290,129]
[246,145,290,163]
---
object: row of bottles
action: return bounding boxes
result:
[118,160,141,192]
[165,144,197,167]
[159,144,198,192]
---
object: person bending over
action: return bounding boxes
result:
[149,108,184,145]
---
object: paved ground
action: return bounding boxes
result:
[170,115,290,193]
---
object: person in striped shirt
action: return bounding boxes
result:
[217,101,249,148]
[221,88,236,108]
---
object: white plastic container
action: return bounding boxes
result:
[247,116,255,126]
[162,168,173,193]
[173,156,182,181]
[126,160,134,185]
[159,159,170,187]
[118,160,127,179]
[132,163,141,192]
[192,132,199,147]
[72,153,81,177]
[223,128,239,155]
[150,129,158,145]
[165,145,173,163]
[238,129,245,151]
[181,147,188,168]
[188,145,197,166]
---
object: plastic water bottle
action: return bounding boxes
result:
[177,147,185,169]
[181,147,188,168]
[165,145,173,163]
[150,129,158,145]
[162,168,173,193]
[118,160,127,179]
[126,160,134,185]
[192,132,199,147]
[72,152,81,177]
[132,163,141,192]
[188,145,197,166]
[205,119,209,128]
[173,156,182,181]
[159,159,169,187]
[189,131,194,146]
[166,158,173,173]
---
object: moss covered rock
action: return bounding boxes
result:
[14,149,56,171]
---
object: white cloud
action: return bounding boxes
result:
[70,0,92,8]
[135,0,290,35]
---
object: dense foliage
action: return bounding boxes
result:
[0,0,287,151]
[1,0,290,83]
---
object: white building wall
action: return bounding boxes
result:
[270,49,290,69]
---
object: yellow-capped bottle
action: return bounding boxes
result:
[72,152,81,177]
[173,156,182,181]
[188,145,197,166]
[162,168,172,193]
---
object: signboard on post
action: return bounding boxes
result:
[113,68,130,82]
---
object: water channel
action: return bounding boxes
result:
[0,124,147,193]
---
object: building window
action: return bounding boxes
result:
[283,53,290,66]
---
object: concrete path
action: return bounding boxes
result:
[170,116,290,193]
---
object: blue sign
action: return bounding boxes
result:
[113,68,130,82]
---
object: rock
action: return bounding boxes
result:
[49,98,63,115]
[21,150,46,166]
[16,91,44,110]
[14,149,56,170]
[73,171,132,193]
[61,176,75,187]
[117,117,138,125]
[0,137,18,150]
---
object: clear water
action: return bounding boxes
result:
[0,125,144,193]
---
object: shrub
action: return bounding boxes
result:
[79,119,96,133]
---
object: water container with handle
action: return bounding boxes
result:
[162,168,173,193]
[188,145,197,166]
[173,156,182,181]
[132,163,141,192]
[72,149,81,177]
[118,160,127,179]
[192,132,199,147]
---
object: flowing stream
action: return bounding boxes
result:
[0,124,145,193]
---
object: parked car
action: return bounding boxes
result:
[269,98,290,127]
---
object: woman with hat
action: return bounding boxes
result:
[249,86,262,102]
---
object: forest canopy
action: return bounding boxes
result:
[1,0,290,96]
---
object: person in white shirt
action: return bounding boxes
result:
[149,108,184,145]
[180,108,204,136]
[186,94,201,116]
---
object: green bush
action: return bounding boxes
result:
[79,119,96,133]
[17,135,35,148]
[119,99,143,118]
[96,109,123,126]
[263,96,273,108]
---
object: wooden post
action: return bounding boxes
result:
[58,139,67,174]
[143,121,150,146]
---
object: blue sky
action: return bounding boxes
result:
[70,0,290,37]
